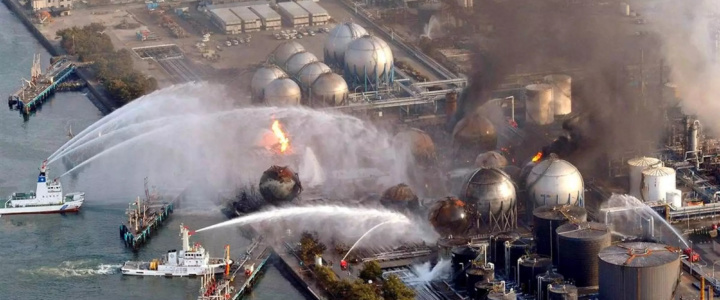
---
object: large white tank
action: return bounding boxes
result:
[667,189,682,208]
[284,51,318,76]
[310,72,349,106]
[251,65,287,101]
[271,41,305,67]
[641,167,676,202]
[297,62,331,88]
[263,78,301,106]
[526,157,584,207]
[627,157,662,200]
[689,120,701,154]
[544,75,572,116]
[344,35,394,85]
[525,84,554,125]
[324,22,368,68]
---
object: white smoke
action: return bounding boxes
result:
[408,259,452,283]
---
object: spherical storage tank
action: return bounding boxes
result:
[380,183,419,210]
[285,51,318,76]
[297,62,331,88]
[344,35,394,86]
[525,157,584,207]
[428,197,470,236]
[324,22,368,68]
[263,78,301,106]
[598,242,681,300]
[251,65,287,101]
[475,151,508,169]
[271,41,305,67]
[525,84,554,125]
[556,222,611,287]
[454,168,516,222]
[532,205,588,265]
[310,72,349,106]
[452,112,497,151]
[258,165,303,205]
[641,166,676,202]
[394,128,437,168]
[627,156,661,200]
[544,75,572,116]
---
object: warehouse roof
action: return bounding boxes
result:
[295,0,328,16]
[230,7,259,21]
[249,4,281,20]
[277,1,308,18]
[210,8,243,25]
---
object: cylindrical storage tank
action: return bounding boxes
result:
[451,246,479,286]
[517,255,553,295]
[556,222,611,287]
[548,283,578,300]
[538,271,565,300]
[525,84,554,125]
[490,232,519,272]
[474,281,498,300]
[258,165,303,205]
[262,78,301,106]
[627,157,662,200]
[667,189,682,208]
[324,22,367,68]
[344,35,394,86]
[455,167,516,220]
[689,120,701,154]
[533,205,588,265]
[504,238,533,280]
[310,72,349,107]
[251,65,287,101]
[544,75,572,116]
[598,242,681,300]
[284,51,318,76]
[297,62,331,88]
[641,166,676,202]
[475,151,508,168]
[437,237,469,261]
[271,41,305,67]
[488,291,517,300]
[465,265,495,290]
[526,157,584,207]
[429,197,470,237]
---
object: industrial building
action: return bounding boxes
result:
[209,8,244,34]
[248,4,282,31]
[294,0,330,26]
[31,0,72,12]
[230,7,261,32]
[276,1,309,28]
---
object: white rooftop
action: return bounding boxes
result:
[295,0,328,16]
[230,7,259,21]
[277,1,308,18]
[211,8,243,25]
[249,4,281,20]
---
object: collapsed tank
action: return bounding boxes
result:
[452,111,497,165]
[394,128,438,168]
[428,197,470,236]
[380,183,420,211]
[258,165,303,205]
[475,151,508,168]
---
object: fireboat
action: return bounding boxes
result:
[0,160,85,216]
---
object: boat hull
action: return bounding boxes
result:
[121,262,228,277]
[0,200,83,216]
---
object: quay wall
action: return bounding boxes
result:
[271,246,324,300]
[1,0,116,115]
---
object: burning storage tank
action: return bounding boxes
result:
[251,64,287,102]
[475,151,508,168]
[598,242,681,300]
[517,255,553,295]
[544,75,572,116]
[556,222,611,287]
[533,205,588,265]
[641,166,676,202]
[271,41,306,67]
[525,84,554,125]
[525,157,584,208]
[380,183,419,210]
[284,51,318,76]
[309,72,349,106]
[297,61,331,89]
[428,197,470,236]
[454,168,517,231]
[548,284,578,300]
[627,157,662,200]
[258,165,303,205]
[394,128,437,168]
[343,35,394,90]
[263,78,301,106]
[324,22,368,68]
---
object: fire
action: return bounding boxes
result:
[271,120,290,153]
[532,151,543,163]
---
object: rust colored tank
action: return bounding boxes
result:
[452,112,497,152]
[475,151,508,168]
[428,197,470,236]
[394,128,438,167]
[380,183,419,210]
[258,165,303,205]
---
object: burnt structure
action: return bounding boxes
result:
[258,165,303,205]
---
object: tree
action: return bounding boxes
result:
[381,274,415,300]
[348,281,381,300]
[359,261,383,282]
[299,231,327,262]
[313,265,337,287]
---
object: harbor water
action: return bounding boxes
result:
[0,5,302,300]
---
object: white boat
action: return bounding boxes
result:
[121,224,232,277]
[0,160,85,216]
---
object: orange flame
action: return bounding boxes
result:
[532,152,543,163]
[271,120,290,153]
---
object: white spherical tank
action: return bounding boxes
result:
[297,62,331,88]
[525,84,554,125]
[526,157,584,207]
[262,78,301,106]
[544,74,572,116]
[310,72,349,106]
[641,167,676,202]
[344,35,394,85]
[667,189,682,208]
[627,157,662,201]
[285,51,318,76]
[251,65,287,101]
[271,41,305,67]
[324,22,367,68]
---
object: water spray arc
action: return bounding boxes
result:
[341,220,408,261]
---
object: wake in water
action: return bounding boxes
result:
[21,260,121,278]
[406,259,452,283]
